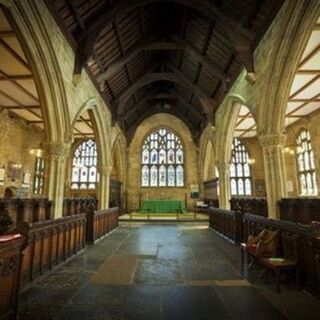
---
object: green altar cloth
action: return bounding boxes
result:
[140,199,186,213]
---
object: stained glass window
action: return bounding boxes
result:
[141,128,184,187]
[71,139,98,190]
[296,130,317,195]
[230,138,252,196]
[33,157,45,194]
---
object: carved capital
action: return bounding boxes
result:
[259,133,287,148]
[43,141,71,161]
[100,165,113,176]
[215,161,230,172]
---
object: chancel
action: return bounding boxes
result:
[1,0,320,319]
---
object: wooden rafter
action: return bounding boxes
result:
[0,69,38,102]
[0,88,41,119]
[116,71,211,116]
[0,38,31,71]
[73,0,254,74]
[96,40,186,83]
[287,92,320,116]
[289,74,320,100]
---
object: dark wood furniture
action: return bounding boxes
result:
[86,207,119,244]
[0,199,53,225]
[278,198,320,224]
[109,179,122,210]
[20,214,86,288]
[241,232,299,292]
[0,234,25,320]
[230,197,268,217]
[62,197,98,217]
[209,207,243,243]
[203,179,219,207]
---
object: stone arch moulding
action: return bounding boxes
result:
[111,132,127,189]
[215,94,250,164]
[0,1,70,143]
[198,128,216,183]
[70,97,113,209]
[71,97,112,171]
[259,0,320,135]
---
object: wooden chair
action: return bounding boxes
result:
[258,232,300,292]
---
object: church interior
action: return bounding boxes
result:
[1,0,320,319]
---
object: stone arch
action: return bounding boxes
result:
[127,113,198,211]
[111,132,127,186]
[69,97,113,208]
[1,1,70,142]
[215,94,251,164]
[198,128,216,183]
[258,0,320,134]
[71,97,112,170]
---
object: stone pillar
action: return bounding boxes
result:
[216,161,231,209]
[44,141,70,219]
[259,133,288,219]
[98,165,112,209]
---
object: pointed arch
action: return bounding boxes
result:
[111,131,127,187]
[258,0,320,134]
[71,97,112,170]
[1,1,70,142]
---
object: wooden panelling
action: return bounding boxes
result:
[20,214,86,288]
[0,199,53,225]
[230,197,268,217]
[278,198,320,224]
[86,207,119,244]
[0,234,25,320]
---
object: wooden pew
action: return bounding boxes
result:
[86,207,119,244]
[278,198,320,224]
[208,207,243,243]
[0,234,25,320]
[0,198,53,225]
[243,213,320,293]
[20,214,86,288]
[230,197,268,217]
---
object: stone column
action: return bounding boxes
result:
[44,141,71,219]
[98,165,112,209]
[259,133,287,219]
[216,161,231,209]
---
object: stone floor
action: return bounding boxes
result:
[18,222,320,320]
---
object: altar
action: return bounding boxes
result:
[140,199,186,213]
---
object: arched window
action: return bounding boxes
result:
[296,130,317,195]
[33,156,45,195]
[141,128,184,187]
[230,138,252,196]
[71,139,98,189]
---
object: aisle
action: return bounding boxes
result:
[18,223,319,320]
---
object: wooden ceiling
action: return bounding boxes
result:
[0,7,95,138]
[0,8,43,131]
[286,16,320,128]
[45,0,283,141]
[234,105,256,138]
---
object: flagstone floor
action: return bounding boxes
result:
[18,222,320,320]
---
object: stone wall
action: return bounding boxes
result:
[0,110,44,197]
[126,113,199,212]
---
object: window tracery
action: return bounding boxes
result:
[141,128,184,187]
[296,130,317,195]
[230,138,252,196]
[71,139,98,189]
